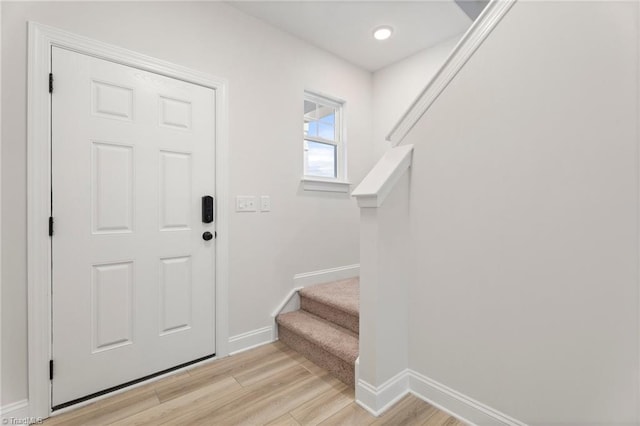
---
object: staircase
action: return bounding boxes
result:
[276,277,359,386]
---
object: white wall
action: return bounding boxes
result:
[1,1,373,406]
[372,35,462,162]
[403,1,638,423]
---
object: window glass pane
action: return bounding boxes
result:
[318,108,336,141]
[318,122,335,140]
[305,121,318,137]
[305,140,336,178]
[319,110,335,125]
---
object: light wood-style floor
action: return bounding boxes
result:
[44,342,465,425]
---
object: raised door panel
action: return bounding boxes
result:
[91,262,134,352]
[159,151,192,231]
[92,80,134,122]
[91,142,134,234]
[159,256,192,335]
[159,96,192,131]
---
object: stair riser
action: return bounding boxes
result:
[278,325,354,386]
[300,296,359,335]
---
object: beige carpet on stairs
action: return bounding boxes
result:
[299,278,359,334]
[276,277,359,386]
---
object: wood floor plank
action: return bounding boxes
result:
[44,387,159,426]
[289,382,353,425]
[266,413,302,426]
[187,343,285,379]
[157,348,293,402]
[108,375,242,426]
[372,394,438,426]
[211,373,337,425]
[163,364,312,425]
[318,402,376,426]
[299,358,331,377]
[443,419,466,426]
[218,376,326,425]
[422,410,466,426]
[233,354,301,387]
[154,365,244,403]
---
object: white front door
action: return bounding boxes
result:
[51,46,216,407]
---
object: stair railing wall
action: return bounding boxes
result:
[387,0,517,146]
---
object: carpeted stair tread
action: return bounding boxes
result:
[299,277,359,317]
[276,310,358,364]
[300,295,359,334]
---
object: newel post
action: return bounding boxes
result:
[352,145,413,415]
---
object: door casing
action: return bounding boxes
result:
[27,22,230,419]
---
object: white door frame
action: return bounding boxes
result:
[27,22,229,419]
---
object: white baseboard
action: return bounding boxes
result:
[409,371,525,426]
[355,370,410,417]
[293,264,359,287]
[355,369,525,426]
[0,399,30,423]
[228,326,274,355]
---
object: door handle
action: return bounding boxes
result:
[202,196,214,223]
[202,231,213,241]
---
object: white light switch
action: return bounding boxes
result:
[260,196,271,212]
[236,196,257,212]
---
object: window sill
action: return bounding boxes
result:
[301,178,351,193]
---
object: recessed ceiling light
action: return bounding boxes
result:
[373,26,393,41]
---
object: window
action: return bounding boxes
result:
[302,91,349,192]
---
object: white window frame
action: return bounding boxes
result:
[302,91,350,193]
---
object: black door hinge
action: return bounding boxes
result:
[49,217,54,237]
[49,73,54,93]
[49,360,54,380]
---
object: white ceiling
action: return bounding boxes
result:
[226,1,473,72]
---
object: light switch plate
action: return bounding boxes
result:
[260,196,271,212]
[236,195,257,212]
